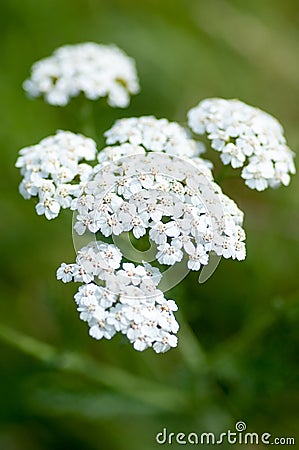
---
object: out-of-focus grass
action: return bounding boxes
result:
[0,0,298,449]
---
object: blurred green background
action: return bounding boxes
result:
[0,0,299,449]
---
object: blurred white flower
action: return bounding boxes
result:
[23,42,140,107]
[16,130,97,219]
[188,98,296,190]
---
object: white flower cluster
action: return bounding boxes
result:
[104,116,205,157]
[16,114,248,353]
[16,130,97,219]
[23,43,140,107]
[66,124,246,352]
[73,149,246,267]
[57,241,179,353]
[188,98,296,191]
[18,37,295,355]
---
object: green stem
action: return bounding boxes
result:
[0,323,189,412]
[79,99,97,139]
[177,313,207,373]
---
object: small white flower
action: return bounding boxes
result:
[55,184,78,208]
[142,261,162,285]
[139,201,163,223]
[213,235,236,259]
[107,304,130,332]
[98,288,117,308]
[241,160,275,191]
[156,243,183,265]
[97,213,124,236]
[99,244,122,270]
[56,263,75,283]
[73,265,94,283]
[118,263,147,286]
[74,212,99,235]
[161,221,180,240]
[71,194,94,214]
[149,221,167,245]
[36,179,56,200]
[74,283,100,304]
[77,299,105,323]
[220,143,246,168]
[153,333,178,353]
[36,197,60,220]
[156,192,174,214]
[234,241,246,261]
[187,244,209,271]
[89,315,116,340]
[126,323,149,350]
[157,297,178,312]
[130,215,147,238]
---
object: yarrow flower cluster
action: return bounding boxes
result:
[57,241,179,353]
[17,43,296,353]
[16,130,96,219]
[188,98,296,191]
[23,42,140,107]
[73,150,246,268]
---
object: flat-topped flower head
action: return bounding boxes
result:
[57,240,179,353]
[23,42,140,107]
[187,98,296,191]
[16,130,97,219]
[104,116,205,158]
[73,151,246,268]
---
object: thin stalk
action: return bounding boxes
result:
[0,323,189,413]
[177,313,207,373]
[79,99,97,139]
